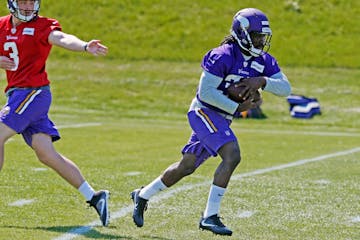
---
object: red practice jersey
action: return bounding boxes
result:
[0,15,61,92]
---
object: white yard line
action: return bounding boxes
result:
[9,199,35,207]
[350,216,360,223]
[239,129,360,137]
[56,122,102,129]
[238,210,256,218]
[53,147,360,240]
[126,120,360,137]
[5,123,102,144]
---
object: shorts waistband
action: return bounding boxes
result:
[5,85,50,97]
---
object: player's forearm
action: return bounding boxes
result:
[48,30,87,52]
[264,72,291,96]
[198,71,238,114]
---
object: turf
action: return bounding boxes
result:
[0,0,359,239]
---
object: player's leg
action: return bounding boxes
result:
[135,152,198,207]
[139,130,211,199]
[32,133,85,188]
[161,153,198,186]
[199,142,240,236]
[190,108,239,236]
[0,92,28,171]
[214,141,241,188]
[0,122,17,170]
[131,152,198,227]
[131,125,216,228]
[1,88,109,225]
[30,132,110,226]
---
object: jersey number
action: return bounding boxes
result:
[4,42,19,71]
[224,74,242,88]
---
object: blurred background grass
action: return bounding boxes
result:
[1,0,359,129]
[0,1,359,239]
[1,0,358,68]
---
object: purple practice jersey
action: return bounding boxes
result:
[201,42,280,98]
[182,42,284,166]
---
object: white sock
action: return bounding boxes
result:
[78,181,96,201]
[203,184,226,218]
[139,176,167,200]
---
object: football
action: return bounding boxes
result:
[227,82,261,103]
[227,82,250,102]
[227,83,247,102]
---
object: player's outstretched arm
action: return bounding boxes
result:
[48,30,108,56]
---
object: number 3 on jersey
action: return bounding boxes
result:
[4,42,19,71]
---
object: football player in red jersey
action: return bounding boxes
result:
[0,0,110,226]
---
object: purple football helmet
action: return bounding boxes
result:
[7,0,41,22]
[231,8,272,57]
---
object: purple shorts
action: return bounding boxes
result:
[182,108,237,168]
[1,87,60,146]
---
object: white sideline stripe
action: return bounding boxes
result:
[53,147,360,240]
[239,129,360,137]
[56,123,102,129]
[9,199,35,207]
[5,123,102,144]
[124,171,142,176]
[232,147,360,180]
[350,216,360,223]
[313,179,331,185]
[238,210,255,218]
[32,167,48,172]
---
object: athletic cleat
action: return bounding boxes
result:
[199,214,232,236]
[87,190,110,227]
[131,188,148,227]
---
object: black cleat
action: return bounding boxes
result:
[87,190,110,227]
[199,214,232,236]
[131,188,148,227]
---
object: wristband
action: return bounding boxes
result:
[84,44,88,52]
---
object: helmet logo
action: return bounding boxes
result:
[235,15,249,29]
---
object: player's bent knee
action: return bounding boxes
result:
[35,150,60,167]
[177,162,195,175]
[178,154,197,176]
[224,152,241,169]
[231,148,241,166]
[234,152,241,165]
[178,161,197,176]
[233,155,241,167]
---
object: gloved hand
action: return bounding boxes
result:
[237,77,267,91]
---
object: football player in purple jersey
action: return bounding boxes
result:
[131,8,291,236]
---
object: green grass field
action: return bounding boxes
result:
[0,60,359,240]
[0,0,359,239]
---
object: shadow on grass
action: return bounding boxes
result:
[1,225,129,239]
[1,225,174,240]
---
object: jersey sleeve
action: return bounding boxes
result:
[201,45,233,79]
[37,17,62,45]
[262,53,281,77]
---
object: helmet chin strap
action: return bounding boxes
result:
[230,29,262,57]
[14,12,35,22]
[248,46,262,57]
